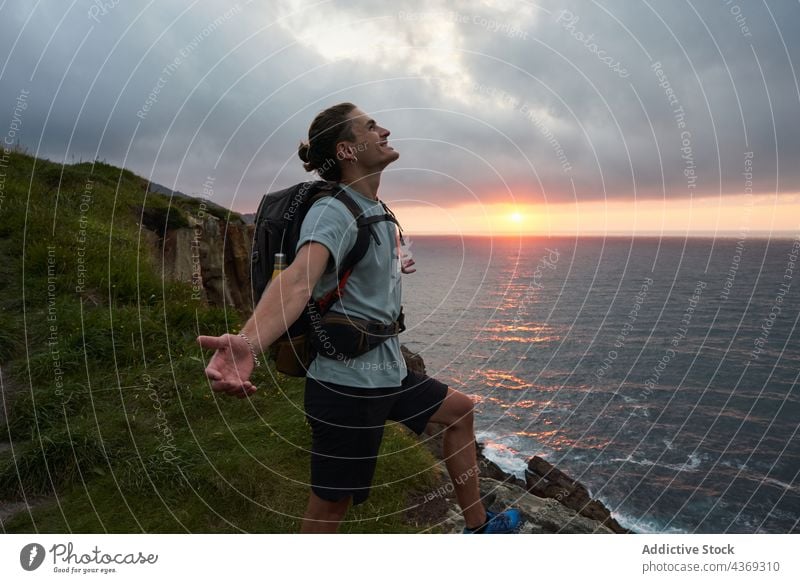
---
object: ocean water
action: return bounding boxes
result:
[400,235,800,533]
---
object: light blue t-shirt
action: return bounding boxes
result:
[295,183,407,388]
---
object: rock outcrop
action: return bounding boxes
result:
[526,455,629,533]
[436,478,616,534]
[416,428,632,533]
[139,205,255,313]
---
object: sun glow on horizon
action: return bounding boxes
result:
[387,193,800,236]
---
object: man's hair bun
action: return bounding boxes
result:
[297,140,314,172]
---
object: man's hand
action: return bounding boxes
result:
[401,257,416,274]
[196,333,257,398]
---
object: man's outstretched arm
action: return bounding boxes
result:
[196,241,331,398]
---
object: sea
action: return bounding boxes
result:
[400,235,800,534]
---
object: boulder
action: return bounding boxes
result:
[525,455,629,533]
[437,478,615,534]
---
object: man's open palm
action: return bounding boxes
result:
[197,333,257,398]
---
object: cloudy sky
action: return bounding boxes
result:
[2,0,799,234]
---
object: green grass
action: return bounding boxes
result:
[0,150,444,533]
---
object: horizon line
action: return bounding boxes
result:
[404,231,799,239]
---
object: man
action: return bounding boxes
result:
[197,103,520,534]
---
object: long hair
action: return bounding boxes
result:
[297,102,357,182]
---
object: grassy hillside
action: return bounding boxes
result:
[0,149,442,533]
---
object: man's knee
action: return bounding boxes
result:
[441,389,475,429]
[454,394,474,429]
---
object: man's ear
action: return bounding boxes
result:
[335,141,356,162]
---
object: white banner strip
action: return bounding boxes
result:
[1,534,797,582]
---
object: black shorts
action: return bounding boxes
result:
[304,370,449,505]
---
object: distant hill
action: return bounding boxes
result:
[146,179,191,199]
[146,179,246,224]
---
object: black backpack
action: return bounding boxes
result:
[250,181,403,376]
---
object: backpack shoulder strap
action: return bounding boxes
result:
[304,188,406,313]
[307,187,374,279]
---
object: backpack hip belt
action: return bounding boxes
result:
[310,307,406,361]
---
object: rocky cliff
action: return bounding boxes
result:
[137,197,255,313]
[413,432,631,534]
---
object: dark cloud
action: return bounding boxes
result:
[2,0,798,213]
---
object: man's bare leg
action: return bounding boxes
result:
[301,491,351,533]
[428,388,487,529]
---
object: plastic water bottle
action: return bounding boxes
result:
[271,253,287,281]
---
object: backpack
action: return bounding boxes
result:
[250,180,404,376]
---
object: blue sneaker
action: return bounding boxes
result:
[462,509,522,534]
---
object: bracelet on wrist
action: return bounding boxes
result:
[238,332,261,368]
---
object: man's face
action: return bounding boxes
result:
[340,107,399,170]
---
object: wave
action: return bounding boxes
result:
[609,508,689,534]
[718,461,799,494]
[611,453,703,473]
[475,431,530,479]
